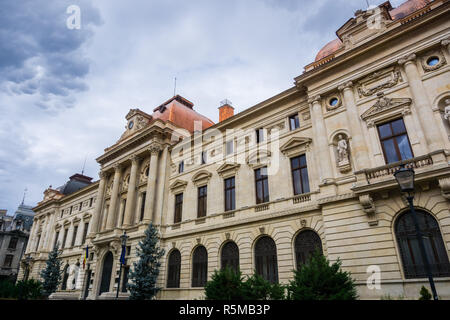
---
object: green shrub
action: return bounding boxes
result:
[287,250,358,300]
[16,279,43,300]
[205,267,286,300]
[0,279,18,298]
[418,286,432,300]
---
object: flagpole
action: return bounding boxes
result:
[116,231,128,299]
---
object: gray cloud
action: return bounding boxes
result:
[0,0,101,107]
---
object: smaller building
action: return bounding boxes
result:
[0,204,35,281]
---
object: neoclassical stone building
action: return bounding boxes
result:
[20,0,450,299]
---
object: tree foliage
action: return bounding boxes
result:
[40,243,63,298]
[0,279,43,300]
[127,223,165,300]
[287,250,357,300]
[418,286,432,300]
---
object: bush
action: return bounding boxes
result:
[287,250,357,300]
[205,267,286,300]
[205,266,246,300]
[418,286,432,300]
[0,279,18,299]
[16,279,43,300]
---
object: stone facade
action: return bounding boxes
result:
[20,0,450,300]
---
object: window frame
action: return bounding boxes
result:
[290,154,310,195]
[377,118,414,164]
[224,176,236,212]
[197,186,207,218]
[174,193,183,224]
[289,114,300,131]
[167,249,181,288]
[255,167,269,204]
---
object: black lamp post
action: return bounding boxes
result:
[116,231,129,299]
[394,165,438,300]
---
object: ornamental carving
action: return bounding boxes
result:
[438,177,450,200]
[280,137,312,157]
[361,92,411,123]
[359,194,378,226]
[357,67,403,97]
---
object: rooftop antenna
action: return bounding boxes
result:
[173,77,177,96]
[21,188,27,205]
[81,155,87,175]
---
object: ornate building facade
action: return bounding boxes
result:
[19,0,450,299]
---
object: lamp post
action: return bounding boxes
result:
[116,231,129,299]
[394,165,438,300]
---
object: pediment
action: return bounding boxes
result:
[217,162,241,177]
[169,179,188,192]
[280,137,312,156]
[246,149,271,167]
[191,170,212,186]
[361,93,412,121]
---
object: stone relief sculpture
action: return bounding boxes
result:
[67,264,79,290]
[444,98,450,126]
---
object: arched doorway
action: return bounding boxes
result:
[395,209,450,278]
[99,251,114,294]
[294,230,323,269]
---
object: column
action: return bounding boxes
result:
[38,217,48,251]
[123,155,140,227]
[143,145,161,223]
[42,212,55,251]
[155,146,168,226]
[106,164,123,230]
[89,171,107,237]
[399,53,442,151]
[308,95,334,182]
[338,81,370,171]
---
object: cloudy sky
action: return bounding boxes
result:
[0,0,405,214]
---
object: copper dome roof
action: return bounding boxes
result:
[314,0,431,62]
[152,95,214,133]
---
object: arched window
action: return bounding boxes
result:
[192,246,207,287]
[221,241,239,272]
[395,210,450,278]
[294,230,323,269]
[167,249,181,288]
[255,236,278,283]
[99,251,113,294]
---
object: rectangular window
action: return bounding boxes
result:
[377,118,413,164]
[89,198,93,207]
[256,128,264,144]
[3,255,13,267]
[54,231,60,249]
[291,155,310,195]
[226,140,234,155]
[224,177,236,211]
[201,151,207,165]
[35,234,41,251]
[140,192,146,221]
[197,186,207,218]
[69,206,73,215]
[82,222,89,245]
[60,210,64,218]
[62,229,68,249]
[178,161,184,173]
[79,202,83,211]
[255,167,269,204]
[289,114,300,131]
[71,225,78,247]
[8,237,18,250]
[174,193,183,223]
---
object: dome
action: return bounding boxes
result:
[314,38,342,62]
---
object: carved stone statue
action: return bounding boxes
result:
[67,264,77,290]
[444,98,450,126]
[337,135,349,163]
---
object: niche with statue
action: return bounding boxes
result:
[332,133,351,173]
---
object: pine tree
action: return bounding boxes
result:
[40,243,63,298]
[127,222,165,300]
[287,250,358,300]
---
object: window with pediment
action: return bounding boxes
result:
[377,118,413,164]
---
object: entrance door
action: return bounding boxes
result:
[99,252,113,295]
[83,269,92,299]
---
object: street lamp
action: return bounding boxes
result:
[394,165,438,300]
[116,231,129,299]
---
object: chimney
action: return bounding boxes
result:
[218,99,234,122]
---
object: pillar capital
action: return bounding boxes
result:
[398,53,416,66]
[129,154,141,165]
[338,81,353,92]
[307,95,321,105]
[99,170,108,179]
[148,144,162,156]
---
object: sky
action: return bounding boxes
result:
[0,0,406,215]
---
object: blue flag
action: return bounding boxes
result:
[120,245,126,265]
